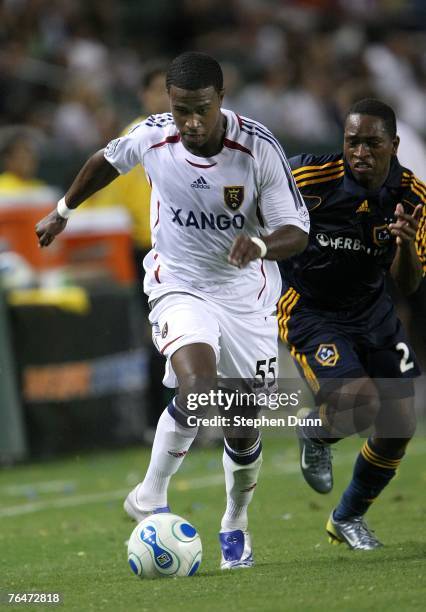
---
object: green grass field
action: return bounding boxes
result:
[0,435,425,612]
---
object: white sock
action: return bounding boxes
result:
[135,405,198,510]
[220,437,263,532]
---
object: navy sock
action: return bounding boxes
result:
[334,438,404,520]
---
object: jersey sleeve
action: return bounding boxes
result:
[412,174,426,274]
[104,122,149,175]
[257,139,310,234]
[416,205,426,274]
[401,171,426,274]
[288,152,338,171]
[289,153,312,171]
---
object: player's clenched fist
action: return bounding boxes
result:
[35,210,67,248]
[228,235,266,268]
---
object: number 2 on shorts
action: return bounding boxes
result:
[396,342,414,373]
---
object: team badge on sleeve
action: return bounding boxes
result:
[224,186,244,210]
[315,344,339,366]
[105,138,121,157]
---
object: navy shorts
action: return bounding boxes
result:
[278,286,421,401]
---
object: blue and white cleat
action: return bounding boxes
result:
[124,484,170,522]
[219,530,253,569]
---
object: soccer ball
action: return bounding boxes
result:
[127,513,202,579]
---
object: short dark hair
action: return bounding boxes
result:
[346,98,397,138]
[166,52,223,92]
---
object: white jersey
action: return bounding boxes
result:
[104,109,309,315]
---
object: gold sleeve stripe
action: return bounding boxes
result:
[410,183,426,204]
[402,173,426,198]
[292,159,343,176]
[415,209,426,271]
[402,170,426,185]
[293,164,345,183]
[296,170,345,189]
[412,177,426,198]
[401,183,422,201]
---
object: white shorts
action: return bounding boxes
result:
[149,292,278,388]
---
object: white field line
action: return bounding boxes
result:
[1,480,76,496]
[0,464,302,518]
[0,444,424,518]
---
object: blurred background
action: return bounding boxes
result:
[0,0,425,463]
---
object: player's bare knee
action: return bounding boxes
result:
[401,413,417,440]
[172,343,217,408]
[375,397,417,439]
[177,372,217,418]
[371,435,414,456]
[180,372,216,394]
[386,413,416,441]
[353,393,381,431]
[327,378,381,433]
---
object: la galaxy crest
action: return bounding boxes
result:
[224,186,244,211]
[372,225,391,247]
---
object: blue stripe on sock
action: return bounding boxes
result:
[224,437,262,465]
[167,397,196,428]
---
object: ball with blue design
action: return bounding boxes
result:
[127,513,202,579]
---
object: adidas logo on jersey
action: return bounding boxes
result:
[356,200,370,213]
[191,176,210,189]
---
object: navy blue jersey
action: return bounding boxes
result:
[279,153,426,310]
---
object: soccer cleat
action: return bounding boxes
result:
[124,484,170,522]
[219,530,253,569]
[326,511,383,550]
[297,425,333,494]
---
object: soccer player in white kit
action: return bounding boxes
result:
[36,52,309,569]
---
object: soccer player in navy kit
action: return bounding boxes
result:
[279,99,425,549]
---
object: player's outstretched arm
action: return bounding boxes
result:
[35,150,119,248]
[389,203,423,295]
[228,225,308,268]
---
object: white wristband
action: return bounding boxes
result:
[251,237,267,258]
[57,197,72,219]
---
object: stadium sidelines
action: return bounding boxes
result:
[0,443,424,518]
